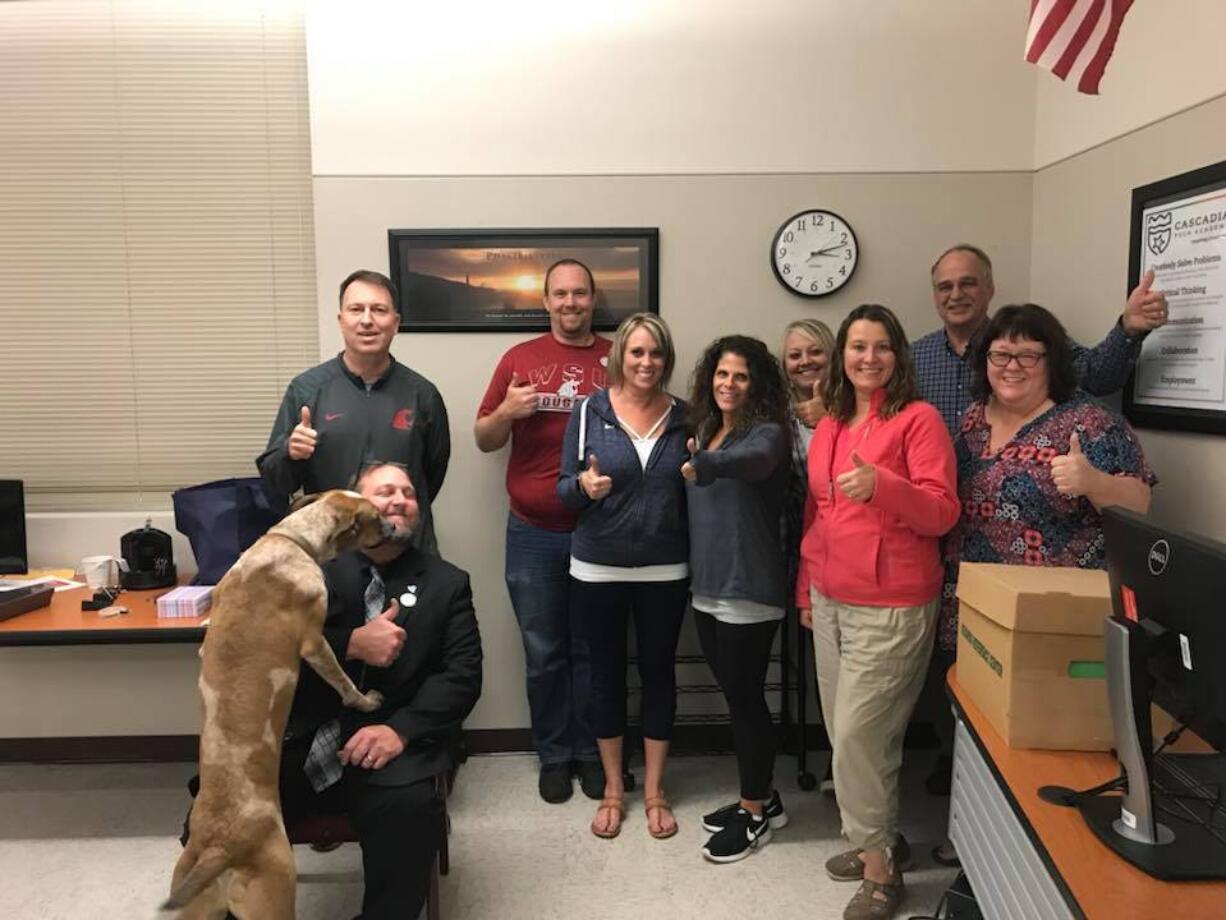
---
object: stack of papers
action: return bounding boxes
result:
[0,574,86,593]
[157,586,214,619]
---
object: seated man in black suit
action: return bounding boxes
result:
[281,460,482,920]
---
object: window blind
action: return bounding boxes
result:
[0,0,317,512]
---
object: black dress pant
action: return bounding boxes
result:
[279,737,442,920]
[693,607,781,801]
[915,644,957,758]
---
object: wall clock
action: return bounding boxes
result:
[770,209,859,297]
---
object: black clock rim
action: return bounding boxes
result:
[769,208,859,298]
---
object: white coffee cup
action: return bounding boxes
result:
[80,555,128,589]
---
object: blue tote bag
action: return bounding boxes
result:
[172,477,289,585]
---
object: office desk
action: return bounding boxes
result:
[947,666,1225,919]
[0,585,205,646]
[0,586,205,758]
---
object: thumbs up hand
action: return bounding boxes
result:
[789,375,828,431]
[1050,430,1098,498]
[348,600,405,667]
[288,405,318,460]
[681,437,698,482]
[579,453,613,500]
[835,451,876,503]
[1124,268,1169,335]
[501,370,539,420]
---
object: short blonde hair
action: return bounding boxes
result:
[781,319,836,366]
[607,313,675,390]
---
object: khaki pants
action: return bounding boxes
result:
[810,586,937,851]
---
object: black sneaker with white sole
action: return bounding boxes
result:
[701,808,772,863]
[702,789,788,833]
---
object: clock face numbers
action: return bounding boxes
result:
[771,210,859,297]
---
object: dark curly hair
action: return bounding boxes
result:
[824,304,921,422]
[688,335,791,445]
[971,303,1077,404]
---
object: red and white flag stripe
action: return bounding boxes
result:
[1025,0,1135,95]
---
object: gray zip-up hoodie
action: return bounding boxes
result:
[686,421,789,610]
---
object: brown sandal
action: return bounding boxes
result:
[590,796,625,839]
[644,796,678,839]
[843,876,904,920]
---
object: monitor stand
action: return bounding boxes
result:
[1075,618,1226,880]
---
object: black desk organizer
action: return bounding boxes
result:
[0,583,54,623]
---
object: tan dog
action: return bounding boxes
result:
[164,489,393,919]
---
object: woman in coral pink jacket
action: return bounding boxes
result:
[796,304,958,920]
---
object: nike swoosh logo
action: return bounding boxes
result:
[324,412,343,421]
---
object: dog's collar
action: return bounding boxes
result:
[268,527,317,560]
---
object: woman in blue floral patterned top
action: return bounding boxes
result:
[939,303,1157,652]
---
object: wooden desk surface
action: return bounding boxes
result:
[0,585,205,646]
[948,666,1225,918]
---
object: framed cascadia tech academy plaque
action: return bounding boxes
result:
[1124,159,1226,435]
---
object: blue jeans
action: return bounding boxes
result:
[504,512,597,765]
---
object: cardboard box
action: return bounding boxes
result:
[955,562,1114,751]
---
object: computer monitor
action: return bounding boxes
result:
[0,480,27,575]
[1103,507,1226,751]
[1075,507,1226,879]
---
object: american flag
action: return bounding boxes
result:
[1025,0,1135,95]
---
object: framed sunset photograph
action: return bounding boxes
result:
[387,228,659,332]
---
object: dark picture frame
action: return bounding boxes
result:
[388,228,659,332]
[1124,160,1226,436]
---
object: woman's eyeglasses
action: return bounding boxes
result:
[986,350,1046,369]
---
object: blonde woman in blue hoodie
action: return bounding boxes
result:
[558,313,690,841]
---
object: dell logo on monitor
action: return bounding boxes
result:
[1148,539,1170,576]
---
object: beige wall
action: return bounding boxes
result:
[306,1,1037,175]
[26,511,197,578]
[314,171,1034,730]
[1032,1,1226,167]
[309,5,1226,737]
[15,4,1226,742]
[1030,94,1226,539]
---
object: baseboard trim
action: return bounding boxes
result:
[461,728,534,755]
[0,735,200,764]
[0,723,935,764]
[460,724,830,757]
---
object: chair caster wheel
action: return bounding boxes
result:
[797,771,817,791]
[623,770,637,792]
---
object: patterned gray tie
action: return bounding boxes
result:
[303,567,385,792]
[363,567,386,622]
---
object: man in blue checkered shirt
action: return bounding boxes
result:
[912,244,1169,435]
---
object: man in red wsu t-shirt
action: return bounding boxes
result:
[475,260,611,804]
